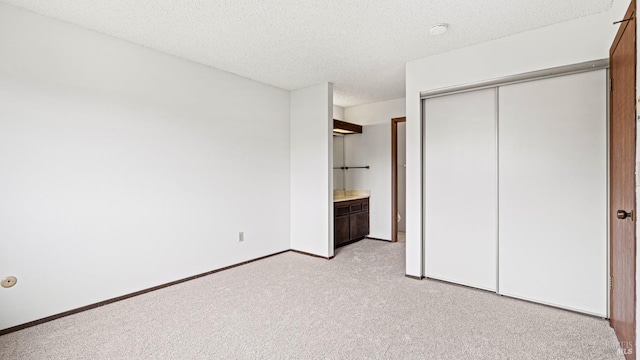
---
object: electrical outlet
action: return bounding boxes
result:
[239,232,244,242]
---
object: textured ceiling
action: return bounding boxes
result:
[1,0,613,106]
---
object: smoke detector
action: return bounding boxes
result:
[429,24,449,35]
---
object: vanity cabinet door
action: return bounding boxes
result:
[334,198,370,248]
[335,202,351,247]
[350,211,369,240]
[335,215,350,246]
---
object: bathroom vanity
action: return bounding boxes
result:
[334,190,370,248]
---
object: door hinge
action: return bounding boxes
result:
[610,276,614,291]
[610,78,613,92]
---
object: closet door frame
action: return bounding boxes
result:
[420,59,610,314]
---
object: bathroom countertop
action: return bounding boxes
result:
[333,190,370,202]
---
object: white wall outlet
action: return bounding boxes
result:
[239,232,244,242]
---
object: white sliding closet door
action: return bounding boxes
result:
[498,70,607,316]
[424,88,497,291]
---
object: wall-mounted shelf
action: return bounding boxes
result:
[333,119,362,134]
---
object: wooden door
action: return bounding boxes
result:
[610,0,636,357]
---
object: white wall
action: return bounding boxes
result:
[0,4,292,331]
[333,135,345,190]
[405,6,628,277]
[333,105,346,190]
[290,83,333,257]
[343,125,391,240]
[333,105,345,121]
[345,98,405,126]
[343,98,405,241]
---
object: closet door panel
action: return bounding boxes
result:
[424,88,497,291]
[498,70,607,316]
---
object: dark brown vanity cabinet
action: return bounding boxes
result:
[334,197,369,248]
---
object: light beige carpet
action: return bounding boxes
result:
[0,240,623,359]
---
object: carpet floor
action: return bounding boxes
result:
[0,240,623,359]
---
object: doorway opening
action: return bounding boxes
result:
[392,117,407,243]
